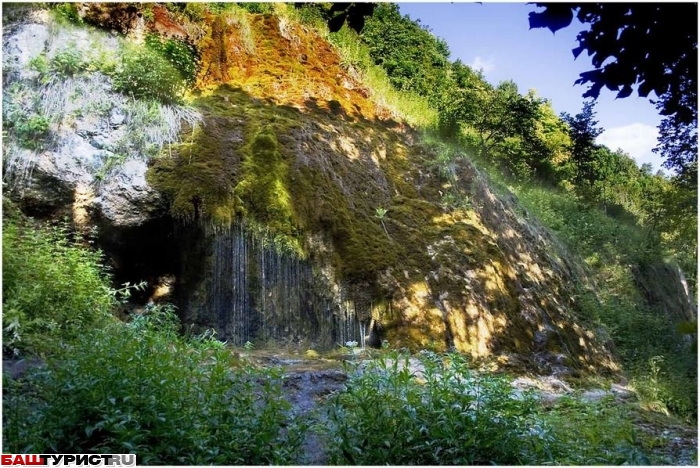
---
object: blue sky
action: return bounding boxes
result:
[397,2,665,173]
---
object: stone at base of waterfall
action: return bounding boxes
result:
[581,385,636,403]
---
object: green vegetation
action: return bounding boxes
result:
[2,205,305,463]
[325,351,652,465]
[113,45,186,103]
[144,33,199,86]
[3,306,307,464]
[50,2,83,25]
[331,2,696,419]
[361,3,450,98]
[328,23,438,128]
[233,126,302,253]
[2,209,122,355]
[2,5,696,463]
[49,47,88,78]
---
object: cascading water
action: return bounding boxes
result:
[206,224,364,349]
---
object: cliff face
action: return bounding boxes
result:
[2,4,620,375]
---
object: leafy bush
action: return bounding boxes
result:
[113,46,186,103]
[324,351,652,465]
[13,113,50,150]
[3,306,307,464]
[144,34,199,86]
[28,54,49,78]
[50,48,87,78]
[325,351,543,465]
[2,216,118,355]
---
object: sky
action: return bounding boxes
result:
[397,2,666,173]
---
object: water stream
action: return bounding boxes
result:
[206,225,365,349]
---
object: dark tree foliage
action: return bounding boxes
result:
[528,3,698,181]
[561,101,603,187]
[654,79,698,188]
[326,2,377,33]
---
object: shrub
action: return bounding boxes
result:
[28,54,49,78]
[113,46,186,103]
[324,351,652,465]
[2,306,307,464]
[50,48,87,78]
[325,351,543,465]
[144,34,199,86]
[13,113,50,150]
[2,216,118,355]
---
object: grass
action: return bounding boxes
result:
[327,24,438,129]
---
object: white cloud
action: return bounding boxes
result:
[469,56,495,74]
[597,123,663,172]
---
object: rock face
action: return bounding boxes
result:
[1,11,194,228]
[93,159,165,227]
[1,4,649,376]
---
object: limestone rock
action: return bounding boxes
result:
[93,159,165,227]
[2,23,49,80]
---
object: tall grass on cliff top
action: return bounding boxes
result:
[327,24,438,129]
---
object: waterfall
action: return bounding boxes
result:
[206,224,363,349]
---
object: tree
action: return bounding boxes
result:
[526,97,573,183]
[528,3,697,181]
[361,3,450,98]
[654,78,698,187]
[435,60,488,137]
[469,81,540,157]
[560,101,603,187]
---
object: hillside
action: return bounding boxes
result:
[2,2,697,464]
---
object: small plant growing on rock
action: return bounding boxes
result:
[15,114,50,150]
[375,207,390,238]
[50,47,87,78]
[113,45,186,103]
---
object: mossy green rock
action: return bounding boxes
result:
[147,86,618,375]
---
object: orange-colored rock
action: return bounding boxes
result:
[150,4,187,40]
[196,14,377,121]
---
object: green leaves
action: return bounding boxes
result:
[113,46,187,103]
[325,351,542,465]
[361,4,450,99]
[144,34,199,86]
[323,351,659,465]
[112,34,199,103]
[3,307,307,464]
[2,216,117,354]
